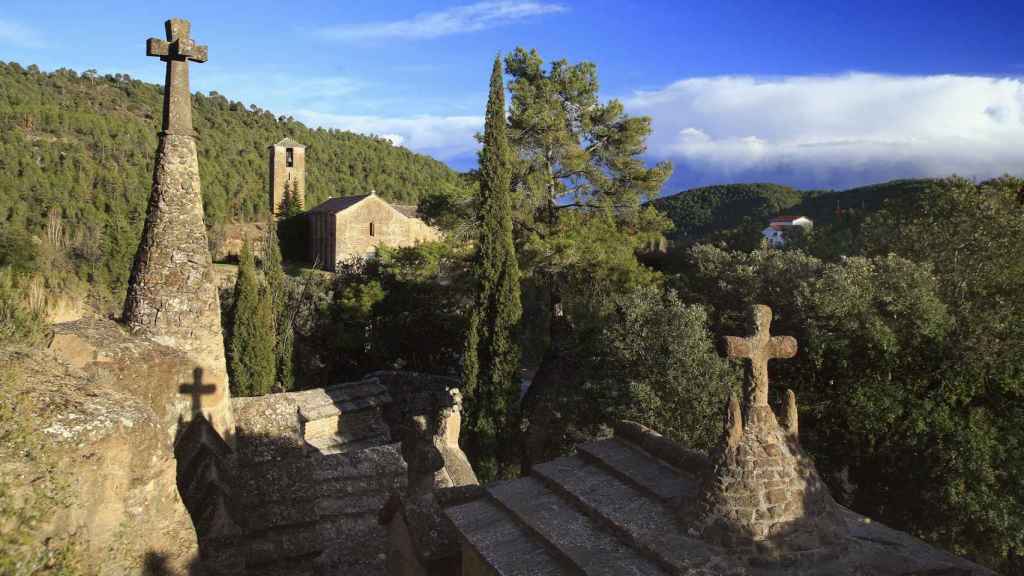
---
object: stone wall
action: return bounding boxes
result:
[209,221,267,263]
[309,209,337,270]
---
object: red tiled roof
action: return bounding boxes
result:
[770,215,804,223]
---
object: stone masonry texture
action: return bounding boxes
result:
[124,22,234,440]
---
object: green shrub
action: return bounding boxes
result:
[0,268,46,346]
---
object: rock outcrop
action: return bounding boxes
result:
[0,319,200,575]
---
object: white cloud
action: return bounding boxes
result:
[625,74,1024,188]
[295,110,482,161]
[318,1,566,41]
[0,19,43,49]
[379,134,405,147]
[194,72,365,106]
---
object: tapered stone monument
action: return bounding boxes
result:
[124,18,235,441]
[691,304,847,560]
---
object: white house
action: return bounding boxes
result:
[761,215,813,246]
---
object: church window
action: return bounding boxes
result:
[369,222,375,237]
[286,148,294,167]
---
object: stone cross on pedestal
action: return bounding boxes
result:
[124,18,234,442]
[723,304,797,408]
[696,306,845,550]
[146,19,207,136]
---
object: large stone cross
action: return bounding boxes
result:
[146,18,207,136]
[723,304,797,408]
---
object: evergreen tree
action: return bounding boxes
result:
[230,240,275,396]
[279,177,304,219]
[463,56,523,479]
[503,48,672,362]
[262,218,294,390]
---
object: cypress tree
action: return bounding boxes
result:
[230,240,275,396]
[262,218,294,390]
[280,178,304,218]
[463,55,523,479]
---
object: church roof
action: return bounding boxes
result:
[443,421,993,575]
[308,194,371,214]
[392,204,420,218]
[308,194,423,219]
[268,137,305,149]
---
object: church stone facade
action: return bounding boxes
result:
[269,137,306,215]
[308,193,441,271]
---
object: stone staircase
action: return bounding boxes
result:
[206,378,407,576]
[446,436,727,575]
[233,444,406,576]
[298,379,392,456]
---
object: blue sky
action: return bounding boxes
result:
[2,1,1023,192]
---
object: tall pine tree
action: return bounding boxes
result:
[504,48,672,359]
[463,55,523,480]
[262,217,294,391]
[230,240,275,396]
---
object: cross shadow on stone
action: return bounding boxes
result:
[179,367,216,416]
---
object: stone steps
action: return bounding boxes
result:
[443,497,578,576]
[245,522,327,567]
[298,379,391,443]
[313,443,407,481]
[486,476,671,576]
[577,438,698,506]
[235,493,392,574]
[225,437,405,576]
[306,432,391,456]
[252,563,317,576]
[533,454,718,574]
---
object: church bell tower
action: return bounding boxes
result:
[269,137,306,216]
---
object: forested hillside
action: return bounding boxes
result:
[652,179,937,251]
[0,61,470,308]
[651,183,805,244]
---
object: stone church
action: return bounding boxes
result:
[307,193,440,272]
[267,137,440,271]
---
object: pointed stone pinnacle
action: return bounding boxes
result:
[125,19,234,442]
[785,389,799,439]
[725,392,743,451]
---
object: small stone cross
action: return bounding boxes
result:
[723,304,797,408]
[146,18,207,136]
[179,367,216,414]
